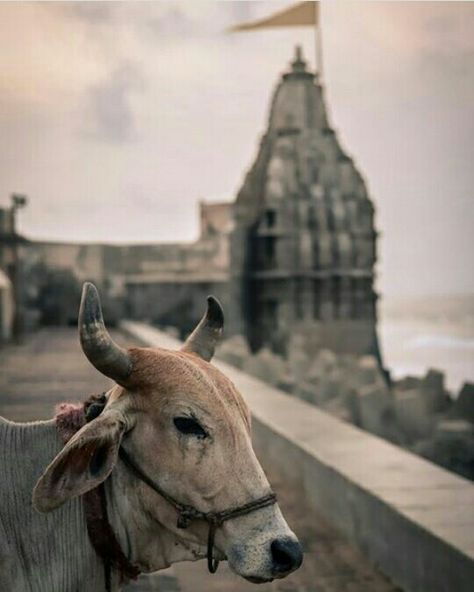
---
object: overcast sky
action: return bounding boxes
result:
[0,1,473,299]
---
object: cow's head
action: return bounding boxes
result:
[33,282,302,582]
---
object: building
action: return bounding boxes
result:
[229,47,380,358]
[26,200,232,335]
[21,47,380,357]
[0,202,27,342]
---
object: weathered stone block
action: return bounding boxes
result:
[314,376,346,404]
[287,334,311,385]
[451,382,474,424]
[421,368,450,413]
[242,348,287,387]
[393,388,433,441]
[415,419,474,480]
[320,396,353,423]
[354,355,385,388]
[276,370,296,393]
[395,375,421,391]
[436,419,474,438]
[217,335,251,369]
[423,368,444,391]
[353,383,391,437]
[304,349,338,384]
[295,380,318,404]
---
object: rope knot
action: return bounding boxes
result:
[206,513,224,527]
[177,507,200,529]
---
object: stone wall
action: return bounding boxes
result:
[217,335,474,481]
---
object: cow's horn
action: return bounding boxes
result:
[78,282,132,385]
[181,296,224,362]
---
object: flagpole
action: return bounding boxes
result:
[315,2,323,82]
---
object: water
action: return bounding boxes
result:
[379,295,474,394]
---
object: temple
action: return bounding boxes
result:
[229,47,380,357]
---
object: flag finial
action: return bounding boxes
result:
[292,45,307,73]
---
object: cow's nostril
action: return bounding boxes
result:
[270,538,303,574]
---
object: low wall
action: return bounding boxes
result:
[121,321,474,592]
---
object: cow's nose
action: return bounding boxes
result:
[270,537,303,574]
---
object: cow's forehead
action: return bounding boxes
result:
[127,347,251,425]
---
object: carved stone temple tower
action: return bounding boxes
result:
[229,47,381,359]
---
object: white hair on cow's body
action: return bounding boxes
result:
[0,418,108,591]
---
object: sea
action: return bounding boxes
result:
[379,294,474,395]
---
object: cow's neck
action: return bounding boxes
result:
[0,418,109,592]
[104,460,208,574]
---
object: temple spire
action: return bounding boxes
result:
[231,47,378,358]
[292,45,307,73]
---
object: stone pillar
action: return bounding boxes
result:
[319,279,333,321]
[339,277,352,318]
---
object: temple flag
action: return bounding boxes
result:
[228,2,318,32]
[228,2,323,80]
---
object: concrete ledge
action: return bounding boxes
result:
[121,321,474,592]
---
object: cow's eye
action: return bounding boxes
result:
[173,417,207,438]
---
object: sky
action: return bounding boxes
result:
[0,1,473,299]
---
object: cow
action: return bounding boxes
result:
[0,282,302,591]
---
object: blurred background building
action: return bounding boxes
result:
[229,47,378,358]
[0,195,28,343]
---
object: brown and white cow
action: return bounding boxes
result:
[0,282,302,591]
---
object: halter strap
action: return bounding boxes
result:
[118,446,277,573]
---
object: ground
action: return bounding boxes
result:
[0,328,401,592]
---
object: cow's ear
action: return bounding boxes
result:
[33,408,132,513]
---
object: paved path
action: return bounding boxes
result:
[0,328,400,592]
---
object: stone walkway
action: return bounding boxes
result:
[0,328,401,592]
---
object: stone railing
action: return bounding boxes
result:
[121,321,474,592]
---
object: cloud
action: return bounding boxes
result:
[83,62,144,143]
[66,1,116,25]
[146,5,200,39]
[0,0,473,298]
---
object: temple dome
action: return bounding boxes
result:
[268,46,328,133]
